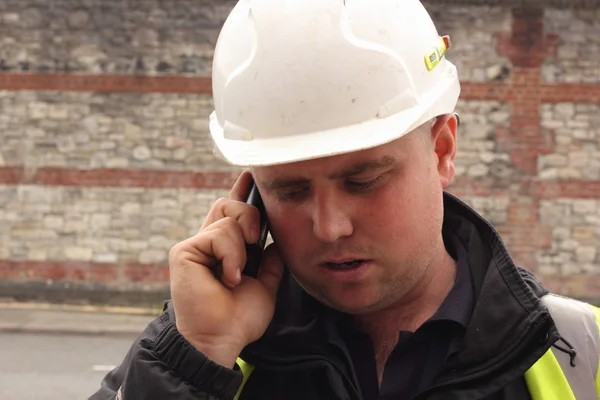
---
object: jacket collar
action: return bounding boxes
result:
[426,193,556,393]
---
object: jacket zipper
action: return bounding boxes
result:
[412,313,552,400]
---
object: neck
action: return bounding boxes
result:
[357,249,457,334]
[353,245,458,382]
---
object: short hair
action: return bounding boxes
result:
[412,117,436,148]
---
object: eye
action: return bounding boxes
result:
[277,187,309,202]
[346,176,384,191]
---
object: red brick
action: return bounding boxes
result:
[507,197,538,223]
[124,264,170,283]
[0,260,25,279]
[0,260,161,284]
[9,169,600,200]
[496,9,555,69]
[448,176,510,197]
[460,82,510,101]
[538,274,600,300]
[0,260,71,280]
[1,73,598,107]
[539,84,600,103]
[529,181,600,199]
[0,167,240,189]
[0,72,212,94]
[0,167,24,184]
[510,151,538,175]
[88,263,119,283]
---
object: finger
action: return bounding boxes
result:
[206,218,248,288]
[257,243,285,299]
[168,241,223,298]
[201,199,260,244]
[176,217,248,289]
[229,170,254,202]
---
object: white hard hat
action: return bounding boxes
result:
[209,0,461,167]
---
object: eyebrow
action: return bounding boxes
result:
[262,156,398,190]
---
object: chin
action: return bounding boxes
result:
[327,301,385,316]
[318,290,387,315]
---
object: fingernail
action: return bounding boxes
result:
[236,268,242,283]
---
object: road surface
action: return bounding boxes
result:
[0,332,136,400]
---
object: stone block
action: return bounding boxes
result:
[64,246,93,261]
[572,226,597,242]
[576,246,597,263]
[27,248,47,261]
[139,249,166,264]
[93,253,119,263]
[43,215,65,230]
[132,146,152,161]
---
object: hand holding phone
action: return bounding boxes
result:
[168,171,283,368]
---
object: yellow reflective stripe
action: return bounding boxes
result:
[233,357,255,400]
[524,349,575,400]
[591,305,600,399]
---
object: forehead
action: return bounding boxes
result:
[253,133,419,183]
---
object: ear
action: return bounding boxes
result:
[431,114,458,188]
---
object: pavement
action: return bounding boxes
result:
[0,332,139,400]
[0,302,160,338]
[0,302,162,399]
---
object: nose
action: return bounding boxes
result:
[311,190,353,243]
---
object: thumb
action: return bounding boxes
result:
[257,243,285,299]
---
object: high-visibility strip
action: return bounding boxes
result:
[524,349,576,400]
[541,295,600,399]
[234,358,255,400]
[591,305,600,399]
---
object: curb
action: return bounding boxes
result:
[0,280,171,310]
[0,326,147,338]
[0,301,161,316]
[0,302,159,337]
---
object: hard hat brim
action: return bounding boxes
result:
[210,71,461,167]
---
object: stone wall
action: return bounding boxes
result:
[540,103,600,180]
[538,199,600,276]
[0,0,234,76]
[542,9,600,83]
[428,6,512,82]
[2,0,600,305]
[0,185,227,267]
[0,91,228,171]
[458,196,511,225]
[453,100,513,180]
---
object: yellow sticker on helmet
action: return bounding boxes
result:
[425,36,450,71]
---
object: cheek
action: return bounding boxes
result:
[264,203,309,259]
[402,177,444,244]
[365,174,441,244]
[362,196,415,243]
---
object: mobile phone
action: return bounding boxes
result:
[244,182,270,278]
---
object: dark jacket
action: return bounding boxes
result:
[90,193,562,400]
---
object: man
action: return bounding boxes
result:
[91,1,600,399]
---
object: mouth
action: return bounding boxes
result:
[324,260,365,270]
